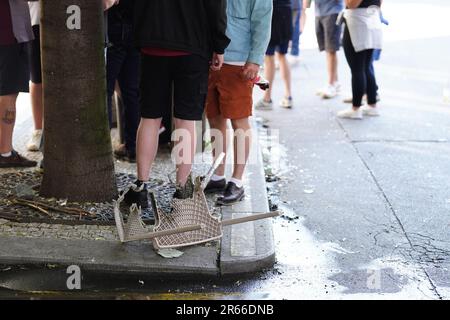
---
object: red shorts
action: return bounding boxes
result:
[206,64,254,120]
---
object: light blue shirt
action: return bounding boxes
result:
[224,0,273,66]
[314,0,344,17]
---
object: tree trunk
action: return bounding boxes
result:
[40,0,117,202]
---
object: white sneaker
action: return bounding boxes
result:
[27,129,43,152]
[280,97,293,109]
[255,99,273,110]
[361,105,380,116]
[321,84,338,99]
[334,82,342,94]
[287,55,300,67]
[337,108,363,119]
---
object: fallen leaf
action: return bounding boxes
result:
[157,248,184,259]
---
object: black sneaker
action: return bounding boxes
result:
[123,182,148,208]
[204,178,226,194]
[0,150,37,168]
[216,182,245,206]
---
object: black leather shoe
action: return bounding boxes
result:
[204,178,226,194]
[123,184,148,209]
[217,182,245,206]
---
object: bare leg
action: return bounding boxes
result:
[30,83,43,130]
[173,118,197,186]
[277,53,292,98]
[0,94,18,154]
[326,51,338,85]
[136,117,162,182]
[264,55,276,102]
[231,117,252,181]
[207,114,228,176]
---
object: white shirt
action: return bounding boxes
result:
[344,7,383,52]
[225,61,246,67]
[28,1,40,26]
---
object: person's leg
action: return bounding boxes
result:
[230,117,252,181]
[324,14,342,87]
[207,114,228,177]
[172,54,210,188]
[29,83,43,130]
[343,27,366,108]
[135,55,171,183]
[28,25,43,131]
[205,69,229,193]
[315,16,326,53]
[0,92,37,167]
[0,94,18,154]
[136,117,162,182]
[117,46,140,157]
[106,44,126,128]
[365,49,378,107]
[338,25,366,119]
[216,65,253,205]
[277,52,292,99]
[263,53,276,102]
[26,25,44,151]
[326,51,338,85]
[315,16,334,96]
[0,43,36,166]
[291,9,301,57]
[173,118,196,187]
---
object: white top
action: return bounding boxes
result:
[225,61,246,67]
[28,1,41,26]
[344,7,383,53]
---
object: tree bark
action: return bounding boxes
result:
[40,0,117,202]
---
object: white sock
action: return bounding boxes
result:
[211,174,225,182]
[1,152,12,157]
[230,177,243,188]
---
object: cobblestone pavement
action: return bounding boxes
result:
[0,127,216,242]
[0,219,119,241]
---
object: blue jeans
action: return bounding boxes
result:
[291,9,302,56]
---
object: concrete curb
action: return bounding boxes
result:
[0,236,219,277]
[219,118,276,275]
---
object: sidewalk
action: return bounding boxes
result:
[0,101,275,277]
[248,32,450,298]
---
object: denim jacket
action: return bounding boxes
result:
[224,0,273,66]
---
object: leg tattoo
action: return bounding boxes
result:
[2,109,16,125]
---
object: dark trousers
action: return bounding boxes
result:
[343,25,378,107]
[106,30,140,154]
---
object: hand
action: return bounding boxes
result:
[103,0,120,11]
[210,53,224,71]
[242,62,260,80]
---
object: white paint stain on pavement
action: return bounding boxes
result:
[247,206,441,300]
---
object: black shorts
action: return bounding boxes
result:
[315,14,342,52]
[27,25,42,84]
[269,6,293,48]
[0,43,30,96]
[140,54,209,121]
